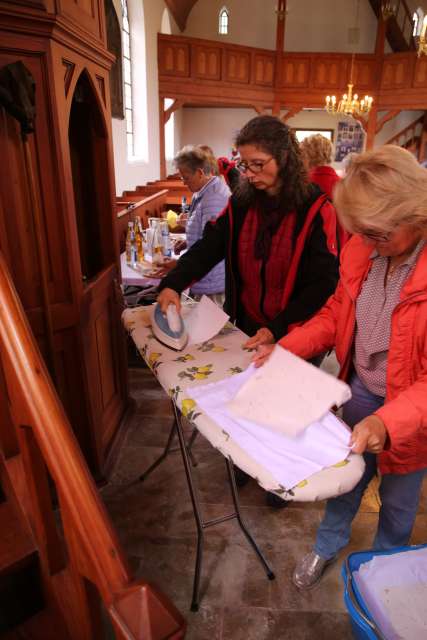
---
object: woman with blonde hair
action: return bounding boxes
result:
[300,133,339,199]
[254,144,427,587]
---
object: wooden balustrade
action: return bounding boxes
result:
[158,33,427,110]
[116,190,169,252]
[0,251,186,639]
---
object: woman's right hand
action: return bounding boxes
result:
[157,288,181,314]
[252,344,275,368]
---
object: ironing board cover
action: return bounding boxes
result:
[123,305,364,502]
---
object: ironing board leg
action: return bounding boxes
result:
[225,457,275,581]
[172,402,205,612]
[138,402,198,482]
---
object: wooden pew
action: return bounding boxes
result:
[116,190,168,252]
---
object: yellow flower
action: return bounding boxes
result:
[194,373,208,380]
[333,459,349,468]
[296,479,308,489]
[148,352,161,366]
[181,398,196,417]
[212,346,225,352]
[197,365,212,373]
[184,354,195,360]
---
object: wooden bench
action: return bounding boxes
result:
[116,190,168,252]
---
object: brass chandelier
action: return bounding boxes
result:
[325,54,373,116]
[417,16,427,57]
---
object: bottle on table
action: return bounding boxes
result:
[151,223,163,265]
[125,221,137,266]
[160,220,171,258]
[134,216,144,263]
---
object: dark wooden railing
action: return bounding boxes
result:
[0,251,186,639]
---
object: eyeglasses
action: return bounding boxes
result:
[236,156,273,174]
[357,228,392,243]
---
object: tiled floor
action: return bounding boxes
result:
[101,366,427,640]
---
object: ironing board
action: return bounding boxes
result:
[122,303,364,609]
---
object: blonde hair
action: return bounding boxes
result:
[333,145,427,234]
[300,134,333,168]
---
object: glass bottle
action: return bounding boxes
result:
[134,216,144,263]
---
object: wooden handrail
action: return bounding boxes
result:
[0,251,185,639]
[385,114,424,145]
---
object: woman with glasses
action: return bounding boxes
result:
[157,115,340,506]
[254,145,427,587]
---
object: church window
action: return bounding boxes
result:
[218,7,229,35]
[121,0,134,156]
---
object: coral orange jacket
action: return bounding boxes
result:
[279,234,427,475]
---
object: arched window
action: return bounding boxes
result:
[121,0,134,156]
[413,7,424,36]
[218,7,229,35]
[104,0,123,118]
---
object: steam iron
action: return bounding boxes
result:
[151,302,188,351]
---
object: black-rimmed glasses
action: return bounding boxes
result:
[236,156,274,174]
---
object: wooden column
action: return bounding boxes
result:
[273,0,286,116]
[366,104,378,149]
[159,96,166,179]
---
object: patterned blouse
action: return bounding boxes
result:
[354,239,425,397]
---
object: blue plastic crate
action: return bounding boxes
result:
[342,544,427,640]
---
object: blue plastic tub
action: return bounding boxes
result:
[342,544,427,640]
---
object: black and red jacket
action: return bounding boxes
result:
[159,186,340,340]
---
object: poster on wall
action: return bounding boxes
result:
[334,120,365,162]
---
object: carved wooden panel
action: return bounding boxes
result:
[158,40,190,77]
[253,53,275,87]
[280,56,310,88]
[381,55,413,89]
[352,59,376,91]
[192,45,221,80]
[312,57,344,90]
[413,56,427,88]
[224,49,250,84]
[56,0,104,42]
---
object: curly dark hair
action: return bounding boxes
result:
[234,115,312,213]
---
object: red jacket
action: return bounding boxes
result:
[309,166,340,200]
[279,234,427,475]
[309,166,349,250]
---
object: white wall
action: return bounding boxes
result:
[111,0,168,194]
[184,0,378,53]
[180,107,256,158]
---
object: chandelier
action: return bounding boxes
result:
[325,54,373,116]
[417,16,427,57]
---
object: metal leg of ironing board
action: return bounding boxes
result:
[139,401,197,482]
[172,402,275,612]
[225,456,275,581]
[172,402,205,612]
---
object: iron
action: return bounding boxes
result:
[151,302,188,351]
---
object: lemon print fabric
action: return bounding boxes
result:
[197,342,227,353]
[148,351,163,373]
[178,364,214,381]
[180,398,201,422]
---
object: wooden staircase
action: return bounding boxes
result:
[368,0,415,51]
[0,251,186,639]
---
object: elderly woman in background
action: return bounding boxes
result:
[174,145,230,305]
[158,115,340,507]
[254,145,427,586]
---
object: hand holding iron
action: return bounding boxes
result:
[157,288,181,314]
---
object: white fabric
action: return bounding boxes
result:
[187,364,352,489]
[183,295,229,345]
[353,547,427,640]
[227,346,351,437]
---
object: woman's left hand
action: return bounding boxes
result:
[252,343,275,368]
[350,415,387,455]
[243,327,275,350]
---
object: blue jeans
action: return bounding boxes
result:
[314,374,426,561]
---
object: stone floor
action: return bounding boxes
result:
[100,366,427,640]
